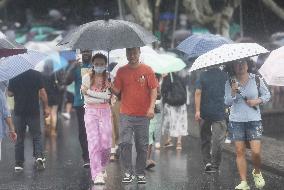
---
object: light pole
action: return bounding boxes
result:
[171,0,179,48]
[240,0,244,38]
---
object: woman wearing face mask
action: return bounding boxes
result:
[81,53,112,185]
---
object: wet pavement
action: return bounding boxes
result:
[1,114,284,190]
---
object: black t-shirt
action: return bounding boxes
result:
[8,70,44,116]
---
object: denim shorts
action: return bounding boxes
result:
[228,121,263,141]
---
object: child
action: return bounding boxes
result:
[146,74,162,169]
[81,53,112,185]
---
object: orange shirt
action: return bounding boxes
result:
[114,63,158,116]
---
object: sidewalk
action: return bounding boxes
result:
[187,110,284,177]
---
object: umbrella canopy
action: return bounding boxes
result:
[176,34,233,59]
[110,47,186,76]
[0,31,27,58]
[57,19,157,50]
[189,43,269,72]
[259,46,284,86]
[34,52,69,73]
[0,31,25,49]
[0,50,47,81]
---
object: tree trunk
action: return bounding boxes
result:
[0,0,9,9]
[262,0,284,20]
[183,0,240,37]
[125,0,153,31]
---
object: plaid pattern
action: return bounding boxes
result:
[176,34,232,59]
[0,50,47,81]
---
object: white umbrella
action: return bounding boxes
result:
[259,46,284,86]
[189,43,269,72]
[110,47,186,77]
[0,50,47,81]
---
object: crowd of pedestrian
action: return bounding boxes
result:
[0,42,271,190]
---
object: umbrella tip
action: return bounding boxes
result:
[104,11,110,21]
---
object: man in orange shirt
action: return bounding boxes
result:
[112,47,158,184]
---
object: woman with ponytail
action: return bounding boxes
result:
[81,53,112,185]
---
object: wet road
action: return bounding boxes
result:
[0,114,284,190]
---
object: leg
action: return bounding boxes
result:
[84,107,101,180]
[250,140,261,173]
[14,115,27,164]
[176,136,182,150]
[74,106,89,163]
[134,117,149,176]
[235,141,247,181]
[50,105,58,136]
[119,114,134,175]
[199,119,212,165]
[27,115,43,159]
[211,120,227,168]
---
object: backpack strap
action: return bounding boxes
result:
[255,74,261,98]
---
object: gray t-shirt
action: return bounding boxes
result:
[195,68,227,121]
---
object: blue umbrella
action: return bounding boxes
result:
[176,34,233,59]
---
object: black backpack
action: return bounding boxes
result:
[162,74,187,106]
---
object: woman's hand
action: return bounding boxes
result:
[81,86,88,94]
[105,81,112,89]
[231,81,239,97]
[246,98,262,107]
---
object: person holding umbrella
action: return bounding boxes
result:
[224,59,270,190]
[111,47,158,184]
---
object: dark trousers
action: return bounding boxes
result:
[199,119,227,168]
[119,114,150,175]
[74,106,89,162]
[14,115,43,164]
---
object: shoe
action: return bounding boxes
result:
[122,173,135,183]
[93,172,105,185]
[252,169,265,189]
[146,160,156,169]
[164,140,174,147]
[61,113,71,120]
[83,161,90,169]
[155,142,161,149]
[110,154,116,162]
[225,138,232,144]
[137,175,147,184]
[235,181,250,190]
[14,163,24,172]
[176,143,182,150]
[204,163,216,173]
[35,158,45,170]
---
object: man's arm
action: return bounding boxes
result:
[5,117,17,142]
[146,88,157,119]
[194,89,202,121]
[39,88,50,118]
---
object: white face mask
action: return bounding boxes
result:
[93,66,106,73]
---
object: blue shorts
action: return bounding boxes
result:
[228,121,263,141]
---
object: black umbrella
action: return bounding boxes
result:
[57,19,157,51]
[57,16,157,79]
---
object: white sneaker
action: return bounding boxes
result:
[225,138,232,144]
[235,181,250,190]
[61,113,71,120]
[252,169,265,189]
[93,172,105,185]
[155,142,161,149]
